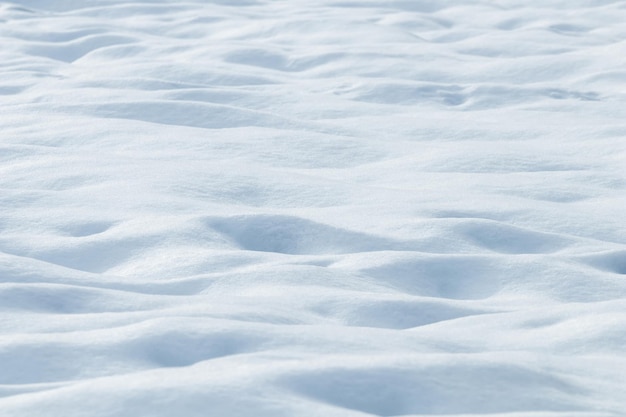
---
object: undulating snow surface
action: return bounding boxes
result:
[2,0,626,416]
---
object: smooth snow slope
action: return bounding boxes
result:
[1,0,626,416]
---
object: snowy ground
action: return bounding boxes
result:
[2,0,626,416]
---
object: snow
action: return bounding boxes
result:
[1,0,626,416]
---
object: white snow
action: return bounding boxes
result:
[1,0,626,416]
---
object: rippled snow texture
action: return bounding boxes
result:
[1,0,626,416]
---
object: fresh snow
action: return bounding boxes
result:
[1,0,626,416]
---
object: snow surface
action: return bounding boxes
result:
[2,0,626,416]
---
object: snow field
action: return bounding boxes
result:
[1,0,626,416]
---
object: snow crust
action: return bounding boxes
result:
[1,0,626,415]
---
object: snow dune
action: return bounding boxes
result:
[1,0,626,416]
